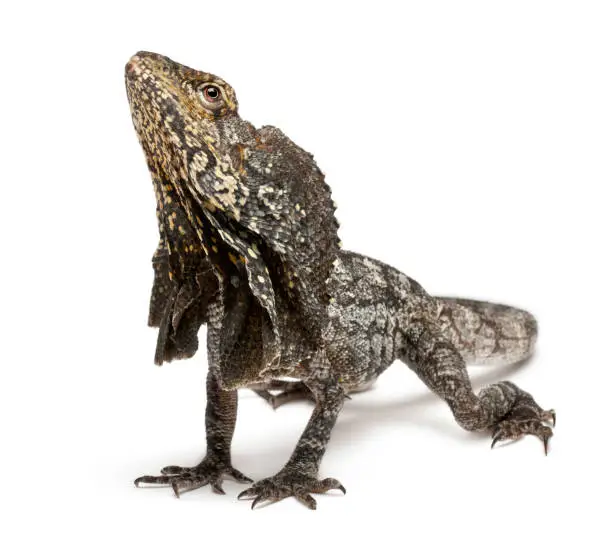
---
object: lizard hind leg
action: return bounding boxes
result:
[403,324,555,454]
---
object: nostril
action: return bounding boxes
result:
[125,56,142,76]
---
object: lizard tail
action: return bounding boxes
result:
[436,297,538,366]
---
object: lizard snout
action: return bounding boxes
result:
[125,54,144,77]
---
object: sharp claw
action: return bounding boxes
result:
[491,436,501,449]
[543,435,550,456]
[320,478,346,494]
[212,482,226,495]
[172,481,181,498]
[237,489,253,500]
[251,495,264,510]
[134,475,170,487]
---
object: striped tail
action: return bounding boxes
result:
[436,297,538,366]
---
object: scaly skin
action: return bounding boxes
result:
[125,52,555,510]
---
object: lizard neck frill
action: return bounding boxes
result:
[126,51,342,381]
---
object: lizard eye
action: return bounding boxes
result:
[197,82,229,113]
[201,85,222,103]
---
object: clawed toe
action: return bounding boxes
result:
[160,465,186,475]
[491,408,555,454]
[318,477,346,495]
[134,456,252,497]
[295,491,317,510]
[543,409,556,427]
[135,472,220,497]
[238,471,346,510]
[134,474,174,487]
[229,468,253,483]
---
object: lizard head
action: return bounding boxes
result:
[125,51,253,220]
[125,51,239,116]
[126,51,340,380]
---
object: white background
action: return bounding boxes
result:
[2,1,610,541]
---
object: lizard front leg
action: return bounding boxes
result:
[238,377,346,509]
[407,322,555,452]
[134,369,252,496]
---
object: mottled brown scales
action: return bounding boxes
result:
[125,51,555,510]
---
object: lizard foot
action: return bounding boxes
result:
[250,379,314,409]
[491,391,556,454]
[134,455,252,497]
[237,469,345,509]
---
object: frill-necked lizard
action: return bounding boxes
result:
[125,51,555,510]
